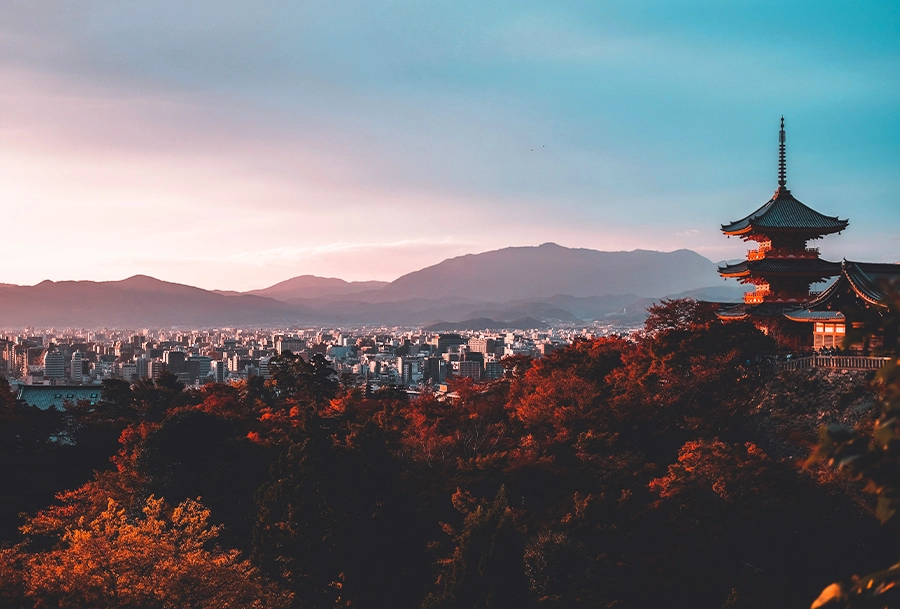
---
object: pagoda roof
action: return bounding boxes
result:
[718,257,841,278]
[808,260,900,309]
[716,302,802,320]
[783,309,845,323]
[721,187,849,236]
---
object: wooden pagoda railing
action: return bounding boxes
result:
[772,355,891,373]
[746,246,820,260]
[744,289,770,304]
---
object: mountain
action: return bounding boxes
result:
[0,275,312,328]
[354,243,719,303]
[423,317,548,331]
[0,245,730,328]
[246,276,388,301]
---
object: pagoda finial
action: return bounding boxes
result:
[778,116,787,188]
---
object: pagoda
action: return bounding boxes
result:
[717,118,849,348]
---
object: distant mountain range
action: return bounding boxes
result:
[0,244,743,328]
[244,276,389,301]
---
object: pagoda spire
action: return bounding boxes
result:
[778,116,787,188]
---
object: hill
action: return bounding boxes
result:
[348,243,720,303]
[245,276,388,301]
[0,245,733,327]
[0,275,311,328]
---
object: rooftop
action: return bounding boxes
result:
[17,385,101,410]
[721,188,849,236]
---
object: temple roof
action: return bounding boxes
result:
[716,302,803,320]
[718,257,841,278]
[17,384,101,410]
[807,260,900,309]
[721,188,849,236]
[783,309,845,322]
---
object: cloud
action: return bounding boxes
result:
[676,229,701,237]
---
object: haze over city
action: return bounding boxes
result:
[1,1,898,291]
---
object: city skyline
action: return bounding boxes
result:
[1,1,898,291]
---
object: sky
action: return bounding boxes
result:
[0,1,898,291]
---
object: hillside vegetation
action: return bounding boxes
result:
[1,299,896,609]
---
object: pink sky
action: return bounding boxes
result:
[1,3,895,291]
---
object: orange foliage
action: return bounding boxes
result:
[21,496,291,609]
[649,439,771,502]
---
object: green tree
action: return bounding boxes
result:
[422,487,532,609]
[267,352,338,408]
[254,414,422,608]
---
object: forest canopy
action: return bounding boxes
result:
[1,299,897,609]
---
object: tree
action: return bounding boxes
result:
[131,371,185,421]
[254,414,423,608]
[19,495,290,609]
[808,282,900,608]
[267,352,338,408]
[422,487,532,609]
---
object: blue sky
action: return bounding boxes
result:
[0,1,897,290]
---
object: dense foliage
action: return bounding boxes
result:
[1,300,897,608]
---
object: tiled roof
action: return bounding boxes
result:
[808,260,900,308]
[783,310,846,322]
[717,302,801,319]
[17,385,101,410]
[718,258,841,277]
[721,188,849,235]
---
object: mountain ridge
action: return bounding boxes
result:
[0,245,738,327]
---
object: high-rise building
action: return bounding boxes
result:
[135,357,149,380]
[186,355,212,383]
[43,351,65,380]
[258,355,274,380]
[148,359,165,380]
[163,350,186,374]
[456,360,482,381]
[397,357,422,386]
[484,360,504,381]
[121,362,138,382]
[276,338,306,354]
[435,333,466,354]
[213,360,228,383]
[467,337,497,355]
[70,351,84,383]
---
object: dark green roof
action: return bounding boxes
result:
[809,260,900,308]
[717,302,802,319]
[17,385,101,410]
[721,188,849,235]
[718,257,841,277]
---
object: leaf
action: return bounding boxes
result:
[811,582,843,608]
[876,495,897,524]
[873,418,899,446]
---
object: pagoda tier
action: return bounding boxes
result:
[721,186,848,243]
[718,118,847,310]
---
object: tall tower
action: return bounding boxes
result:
[717,118,849,347]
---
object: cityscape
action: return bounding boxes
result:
[4,322,625,405]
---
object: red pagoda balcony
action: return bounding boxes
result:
[747,246,820,260]
[747,243,771,260]
[744,289,770,304]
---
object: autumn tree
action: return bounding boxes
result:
[18,495,290,609]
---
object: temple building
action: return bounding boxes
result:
[717,118,849,349]
[785,260,900,352]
